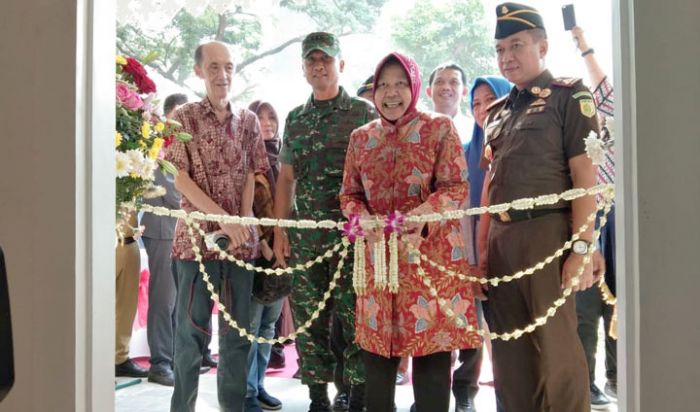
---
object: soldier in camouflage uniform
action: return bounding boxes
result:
[273,32,377,412]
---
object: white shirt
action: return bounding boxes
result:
[452,112,474,145]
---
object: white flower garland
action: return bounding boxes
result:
[388,232,400,293]
[140,204,341,230]
[353,236,367,296]
[189,220,343,276]
[140,185,615,344]
[184,217,350,345]
[600,280,617,305]
[414,201,611,341]
[139,184,614,227]
[373,235,387,290]
[406,203,602,287]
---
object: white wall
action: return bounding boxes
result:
[616,0,700,410]
[0,0,115,411]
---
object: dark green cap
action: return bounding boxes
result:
[495,3,545,39]
[301,32,340,58]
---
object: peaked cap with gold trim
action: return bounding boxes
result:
[495,3,545,39]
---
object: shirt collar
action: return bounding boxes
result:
[300,86,352,116]
[199,96,236,122]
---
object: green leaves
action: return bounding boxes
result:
[391,0,496,104]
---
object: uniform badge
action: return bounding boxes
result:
[530,86,541,95]
[501,5,508,14]
[579,99,596,118]
[527,106,545,115]
[484,144,493,162]
[531,98,546,106]
[539,88,552,98]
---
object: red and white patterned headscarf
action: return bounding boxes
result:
[373,52,422,124]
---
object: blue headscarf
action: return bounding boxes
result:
[465,76,511,209]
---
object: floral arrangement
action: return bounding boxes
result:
[115,54,190,213]
[584,116,615,165]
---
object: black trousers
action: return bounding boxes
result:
[452,347,481,400]
[576,285,617,383]
[363,350,451,412]
[330,312,349,392]
[576,205,617,384]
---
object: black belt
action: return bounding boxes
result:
[492,208,569,223]
[122,236,136,245]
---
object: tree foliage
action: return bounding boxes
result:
[391,0,496,89]
[118,7,262,89]
[117,1,387,97]
[280,0,387,32]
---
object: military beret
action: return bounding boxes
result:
[302,32,341,58]
[495,2,545,39]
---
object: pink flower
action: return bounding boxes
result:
[384,211,405,236]
[116,82,143,110]
[342,214,365,242]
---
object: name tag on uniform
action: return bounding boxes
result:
[526,106,546,115]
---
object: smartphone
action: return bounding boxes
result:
[562,4,576,31]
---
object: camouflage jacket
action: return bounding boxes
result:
[279,86,377,252]
[280,86,377,221]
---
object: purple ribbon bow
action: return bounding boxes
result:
[343,214,365,242]
[384,211,406,236]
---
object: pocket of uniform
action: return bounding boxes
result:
[323,141,349,176]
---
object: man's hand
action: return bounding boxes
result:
[562,253,595,292]
[260,239,274,261]
[221,223,250,250]
[591,250,606,283]
[273,227,290,268]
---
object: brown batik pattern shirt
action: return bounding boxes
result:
[166,97,269,260]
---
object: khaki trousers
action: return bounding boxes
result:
[115,242,140,364]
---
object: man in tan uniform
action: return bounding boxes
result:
[482,3,604,411]
[115,212,148,377]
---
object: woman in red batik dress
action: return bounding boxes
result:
[340,52,482,412]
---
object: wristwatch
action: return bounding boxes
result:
[572,240,591,255]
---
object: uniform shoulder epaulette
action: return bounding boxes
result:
[486,95,508,111]
[551,77,582,88]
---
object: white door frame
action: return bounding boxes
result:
[77,0,642,409]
